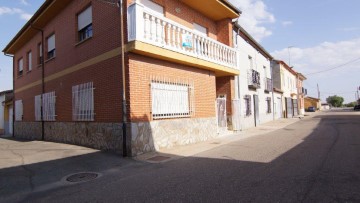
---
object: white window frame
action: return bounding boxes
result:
[47,34,56,59]
[78,6,93,42]
[150,76,195,119]
[28,51,32,71]
[34,91,56,121]
[72,82,95,121]
[15,100,23,121]
[18,58,23,75]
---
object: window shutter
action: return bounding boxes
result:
[39,44,42,57]
[78,6,92,31]
[19,58,23,72]
[47,34,55,51]
[28,52,32,71]
[140,0,164,16]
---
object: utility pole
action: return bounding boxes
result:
[317,83,320,100]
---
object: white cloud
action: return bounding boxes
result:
[282,21,293,26]
[271,38,360,102]
[0,6,32,20]
[229,0,275,42]
[20,0,29,6]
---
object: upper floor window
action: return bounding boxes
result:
[27,51,32,71]
[263,66,267,78]
[47,34,56,59]
[140,0,164,16]
[18,58,23,76]
[193,23,207,36]
[78,6,93,42]
[38,43,43,64]
[248,56,253,69]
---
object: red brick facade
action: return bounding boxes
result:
[216,76,235,115]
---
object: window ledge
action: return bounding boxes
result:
[45,57,56,63]
[75,36,92,47]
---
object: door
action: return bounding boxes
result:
[253,95,260,126]
[216,97,227,133]
[277,97,282,119]
[286,97,293,118]
[8,106,13,134]
[293,99,298,116]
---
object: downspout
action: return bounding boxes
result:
[30,25,45,141]
[4,53,14,137]
[118,0,128,157]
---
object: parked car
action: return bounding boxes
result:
[354,105,360,111]
[307,106,316,112]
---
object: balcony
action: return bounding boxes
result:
[264,77,272,93]
[127,2,238,76]
[248,69,260,89]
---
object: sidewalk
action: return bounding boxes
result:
[135,114,314,163]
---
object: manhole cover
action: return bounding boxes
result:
[65,172,99,183]
[147,156,170,162]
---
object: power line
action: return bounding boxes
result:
[304,56,360,76]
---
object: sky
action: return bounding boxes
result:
[1,0,360,103]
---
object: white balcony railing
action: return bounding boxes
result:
[127,2,237,69]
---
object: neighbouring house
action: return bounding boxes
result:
[304,97,321,111]
[296,73,307,115]
[0,90,13,135]
[272,60,298,118]
[321,103,330,110]
[2,0,240,156]
[232,24,274,130]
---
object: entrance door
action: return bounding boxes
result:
[216,97,227,133]
[9,106,13,134]
[293,99,298,116]
[253,95,260,126]
[286,97,293,118]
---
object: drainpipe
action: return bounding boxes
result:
[30,25,45,141]
[118,0,128,157]
[4,53,15,137]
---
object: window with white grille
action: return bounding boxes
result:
[266,97,272,114]
[34,91,56,121]
[72,82,95,121]
[151,77,194,119]
[244,95,252,116]
[15,100,23,121]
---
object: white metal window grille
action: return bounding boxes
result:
[35,92,56,121]
[150,76,194,119]
[15,100,23,121]
[72,82,95,121]
[266,97,272,113]
[244,95,252,116]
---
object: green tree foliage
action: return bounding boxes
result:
[326,95,344,107]
[345,101,357,107]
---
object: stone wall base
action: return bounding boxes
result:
[130,117,218,156]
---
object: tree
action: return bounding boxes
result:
[326,95,344,107]
[345,101,357,107]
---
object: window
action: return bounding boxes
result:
[18,58,23,76]
[263,66,267,78]
[151,77,195,119]
[47,34,56,59]
[266,97,272,113]
[193,23,207,36]
[72,82,95,121]
[38,43,43,64]
[34,91,56,121]
[248,56,253,69]
[27,51,32,71]
[78,6,93,42]
[15,100,23,121]
[140,0,164,16]
[244,95,252,116]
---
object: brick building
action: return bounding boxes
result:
[3,0,240,156]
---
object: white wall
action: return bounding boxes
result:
[233,33,273,130]
[279,64,297,112]
[0,95,5,130]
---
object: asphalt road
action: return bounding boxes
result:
[1,109,360,202]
